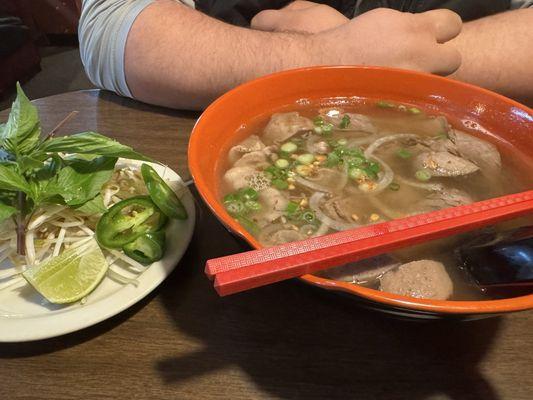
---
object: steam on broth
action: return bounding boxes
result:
[220,100,530,301]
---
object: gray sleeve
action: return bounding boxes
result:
[511,0,533,7]
[79,0,194,98]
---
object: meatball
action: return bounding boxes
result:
[379,260,453,300]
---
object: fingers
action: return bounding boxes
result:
[417,9,462,43]
[284,1,317,11]
[251,10,282,31]
[430,43,462,75]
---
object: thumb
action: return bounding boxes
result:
[251,9,286,31]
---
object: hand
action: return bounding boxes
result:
[251,1,349,34]
[312,8,463,75]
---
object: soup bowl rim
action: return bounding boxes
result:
[189,65,533,315]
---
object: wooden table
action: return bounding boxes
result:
[1,90,532,400]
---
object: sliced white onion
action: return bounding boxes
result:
[367,156,394,194]
[364,134,419,159]
[309,193,361,232]
[294,168,348,194]
[395,175,444,191]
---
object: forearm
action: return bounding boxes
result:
[124,0,313,109]
[450,9,533,105]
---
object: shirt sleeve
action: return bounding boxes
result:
[511,0,533,7]
[79,0,195,98]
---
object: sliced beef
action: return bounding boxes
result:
[410,188,473,213]
[223,166,257,191]
[262,112,313,144]
[414,151,479,177]
[251,188,289,227]
[228,135,265,164]
[233,150,270,169]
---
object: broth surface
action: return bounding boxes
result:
[220,100,532,301]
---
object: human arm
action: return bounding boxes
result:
[80,1,461,110]
[253,2,533,105]
[449,9,533,105]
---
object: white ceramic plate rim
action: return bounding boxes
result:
[0,160,195,342]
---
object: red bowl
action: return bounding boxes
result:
[188,66,533,318]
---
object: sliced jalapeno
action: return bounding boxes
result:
[123,231,165,265]
[96,196,167,249]
[141,163,188,220]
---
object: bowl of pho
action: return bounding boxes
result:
[189,66,533,319]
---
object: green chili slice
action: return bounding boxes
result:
[141,164,188,220]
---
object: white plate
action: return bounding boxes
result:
[0,160,195,342]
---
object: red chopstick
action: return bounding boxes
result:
[205,190,533,296]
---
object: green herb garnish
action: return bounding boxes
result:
[0,84,152,256]
[339,115,351,129]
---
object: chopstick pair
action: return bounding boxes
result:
[205,190,533,296]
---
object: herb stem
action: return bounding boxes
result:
[16,191,26,256]
[45,110,79,140]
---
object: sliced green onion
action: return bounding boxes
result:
[297,153,315,165]
[376,100,395,109]
[415,169,432,181]
[348,167,366,180]
[339,115,351,129]
[313,126,323,135]
[368,161,381,174]
[286,201,299,215]
[389,182,400,191]
[322,123,333,135]
[272,179,288,190]
[280,142,298,153]
[225,200,245,216]
[244,200,261,211]
[313,116,324,127]
[223,194,238,204]
[301,211,316,223]
[337,138,348,146]
[396,148,412,159]
[346,156,365,167]
[364,168,379,181]
[239,187,259,201]
[408,107,422,114]
[275,158,290,169]
[326,152,340,167]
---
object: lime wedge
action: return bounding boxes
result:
[23,238,108,304]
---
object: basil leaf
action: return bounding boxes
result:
[73,194,107,215]
[1,83,41,156]
[0,201,16,223]
[38,132,152,162]
[0,164,30,193]
[18,155,44,172]
[50,156,117,206]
